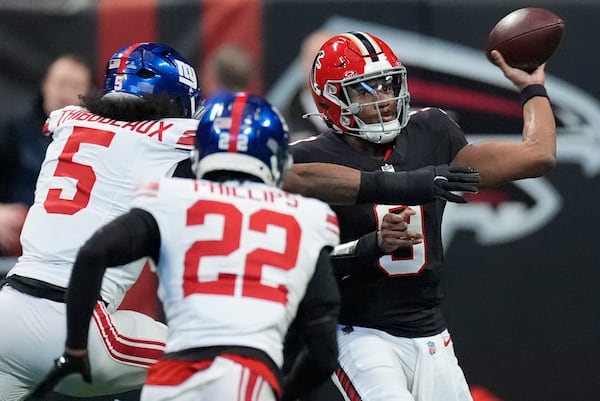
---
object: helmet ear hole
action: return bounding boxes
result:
[137,68,155,78]
[172,97,184,115]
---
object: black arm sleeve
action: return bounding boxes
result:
[281,247,340,401]
[358,169,435,205]
[65,208,160,350]
[358,165,480,205]
[329,231,385,280]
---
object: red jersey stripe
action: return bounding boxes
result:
[145,359,213,385]
[116,43,144,73]
[175,130,196,147]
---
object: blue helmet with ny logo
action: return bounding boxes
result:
[192,91,292,187]
[103,42,201,118]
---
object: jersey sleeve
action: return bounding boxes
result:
[289,135,339,164]
[407,107,468,164]
[322,206,340,248]
[289,138,316,163]
[156,117,198,152]
[436,107,468,159]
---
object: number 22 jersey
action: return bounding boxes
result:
[130,177,340,365]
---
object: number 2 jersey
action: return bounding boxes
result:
[128,177,340,366]
[290,107,468,338]
[8,105,198,308]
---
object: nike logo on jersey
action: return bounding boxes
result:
[443,335,452,347]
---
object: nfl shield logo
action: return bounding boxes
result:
[427,341,436,355]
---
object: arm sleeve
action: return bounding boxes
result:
[281,246,340,401]
[329,231,385,279]
[65,208,160,350]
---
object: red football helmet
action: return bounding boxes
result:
[309,31,410,144]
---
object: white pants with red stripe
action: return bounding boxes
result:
[0,285,166,401]
[332,325,473,401]
[141,356,277,401]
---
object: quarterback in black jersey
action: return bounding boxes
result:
[284,31,556,401]
[292,107,463,337]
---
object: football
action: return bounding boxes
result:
[485,7,564,72]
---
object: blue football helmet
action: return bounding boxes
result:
[103,42,201,118]
[192,91,292,187]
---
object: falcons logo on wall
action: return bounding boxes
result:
[268,16,600,246]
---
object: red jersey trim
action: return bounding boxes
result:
[223,353,281,398]
[146,359,213,385]
[144,354,281,398]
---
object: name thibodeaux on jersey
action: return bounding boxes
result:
[55,108,177,141]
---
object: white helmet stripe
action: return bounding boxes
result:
[341,32,383,62]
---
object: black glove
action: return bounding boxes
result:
[428,165,480,203]
[30,352,91,399]
[358,164,480,205]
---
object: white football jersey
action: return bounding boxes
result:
[9,106,198,308]
[131,177,340,366]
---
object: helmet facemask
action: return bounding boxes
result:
[328,65,410,144]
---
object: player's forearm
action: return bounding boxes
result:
[453,89,556,188]
[520,95,556,175]
[284,163,360,204]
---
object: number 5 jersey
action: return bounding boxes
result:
[8,105,198,309]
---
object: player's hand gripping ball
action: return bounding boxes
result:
[486,7,564,73]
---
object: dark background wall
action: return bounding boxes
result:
[1,1,598,401]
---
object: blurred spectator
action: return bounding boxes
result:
[202,43,255,97]
[0,204,27,257]
[0,53,93,256]
[283,29,332,142]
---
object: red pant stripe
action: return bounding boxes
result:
[335,364,363,401]
[92,302,165,367]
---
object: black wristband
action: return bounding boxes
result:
[520,84,548,106]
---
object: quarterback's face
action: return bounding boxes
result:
[347,76,398,123]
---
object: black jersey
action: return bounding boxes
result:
[290,107,468,337]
